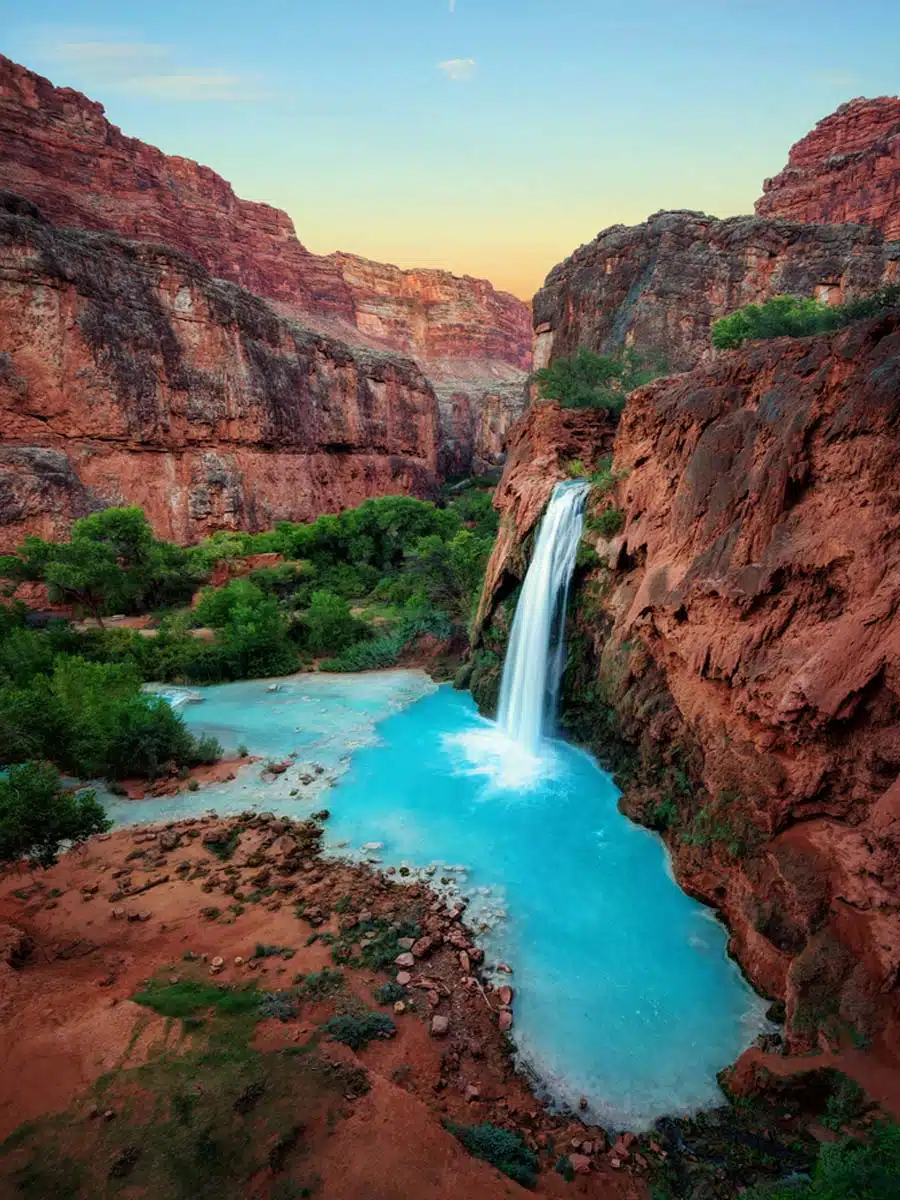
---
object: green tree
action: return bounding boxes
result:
[534,348,662,413]
[0,761,110,868]
[305,590,364,656]
[406,530,494,621]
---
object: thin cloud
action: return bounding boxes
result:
[815,69,858,89]
[37,36,270,101]
[450,0,456,11]
[438,57,476,82]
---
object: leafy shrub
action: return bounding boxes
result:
[446,1122,539,1188]
[257,992,297,1022]
[534,348,663,413]
[322,1011,396,1050]
[319,613,453,672]
[296,968,345,999]
[374,981,408,1005]
[304,590,367,656]
[0,762,110,867]
[711,285,900,351]
[742,1120,900,1199]
[593,507,625,538]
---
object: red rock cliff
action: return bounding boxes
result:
[0,195,439,550]
[532,210,899,374]
[757,98,900,240]
[479,315,900,1059]
[0,54,531,477]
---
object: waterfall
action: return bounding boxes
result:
[497,480,590,751]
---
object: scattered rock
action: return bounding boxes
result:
[158,830,180,852]
[393,1001,406,1014]
[498,1010,513,1033]
[569,1154,592,1174]
[497,985,513,1007]
[209,957,225,975]
[430,1015,449,1037]
[397,937,415,951]
[396,971,412,986]
[395,953,415,969]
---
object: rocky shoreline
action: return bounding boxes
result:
[2,805,891,1197]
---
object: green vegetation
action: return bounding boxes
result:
[1,966,367,1200]
[0,762,110,867]
[742,1121,900,1199]
[681,791,761,859]
[446,1122,539,1188]
[322,1011,396,1050]
[592,507,625,538]
[711,285,900,351]
[373,981,408,1006]
[132,978,265,1020]
[0,485,497,788]
[534,347,663,414]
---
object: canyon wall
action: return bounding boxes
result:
[532,210,900,374]
[477,315,900,1057]
[0,54,530,478]
[0,194,439,550]
[756,97,900,240]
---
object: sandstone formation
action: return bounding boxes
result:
[0,194,438,550]
[478,315,900,1058]
[0,54,531,477]
[757,97,900,239]
[532,210,900,374]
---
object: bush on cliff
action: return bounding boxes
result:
[743,1119,900,1199]
[534,348,662,414]
[0,761,110,867]
[711,285,900,351]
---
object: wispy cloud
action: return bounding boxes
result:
[36,36,270,101]
[814,69,858,90]
[438,57,476,82]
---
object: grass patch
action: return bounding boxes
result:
[132,978,263,1020]
[322,1011,396,1051]
[296,969,345,1000]
[373,981,407,1006]
[446,1122,539,1188]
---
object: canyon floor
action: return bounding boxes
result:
[0,813,647,1200]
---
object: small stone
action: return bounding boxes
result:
[159,831,180,851]
[427,990,440,1009]
[233,956,244,966]
[430,1015,449,1037]
[497,985,513,1007]
[209,956,225,975]
[465,1084,480,1103]
[569,1154,591,1175]
[397,937,415,951]
[578,1096,588,1111]
[497,962,513,974]
[393,1001,406,1014]
[169,974,180,985]
[498,1010,513,1033]
[395,952,415,969]
[459,951,471,974]
[396,971,412,986]
[111,907,126,921]
[103,1110,116,1121]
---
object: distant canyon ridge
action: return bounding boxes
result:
[1,50,899,547]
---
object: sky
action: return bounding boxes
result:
[3,1,899,299]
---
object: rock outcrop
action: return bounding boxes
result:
[0,54,531,477]
[757,97,900,240]
[0,195,438,549]
[533,210,900,374]
[478,315,900,1058]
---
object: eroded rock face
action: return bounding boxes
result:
[479,317,900,1055]
[0,197,439,549]
[0,54,531,476]
[756,97,900,240]
[533,210,900,374]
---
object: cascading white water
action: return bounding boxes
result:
[497,480,591,752]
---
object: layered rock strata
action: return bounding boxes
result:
[756,97,900,239]
[0,194,439,549]
[0,54,531,476]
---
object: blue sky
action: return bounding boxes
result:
[4,1,899,296]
